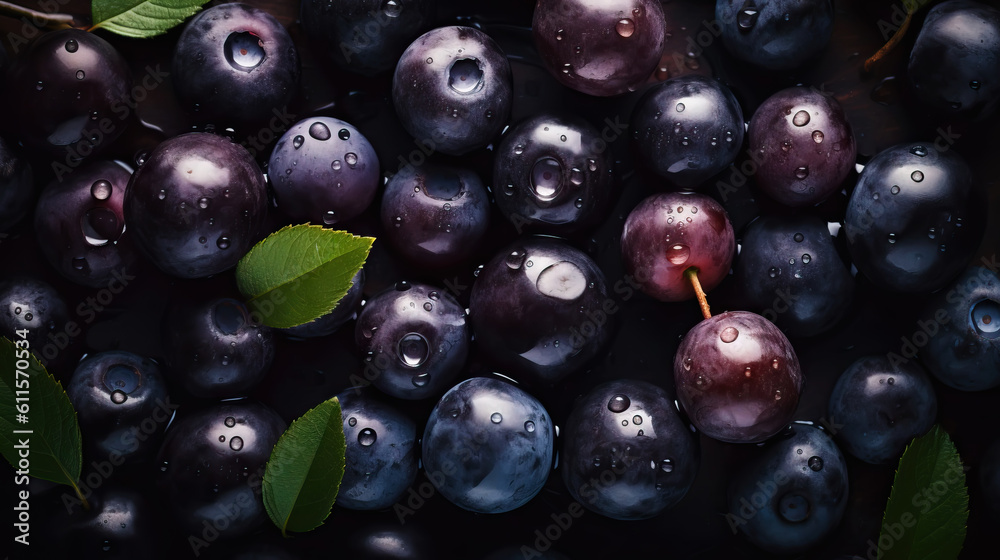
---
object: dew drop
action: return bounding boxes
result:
[491,412,503,424]
[345,152,358,166]
[738,3,759,29]
[197,197,210,209]
[348,417,357,427]
[812,130,824,143]
[225,416,236,427]
[217,237,231,250]
[524,421,535,433]
[530,157,563,201]
[683,357,692,371]
[292,135,304,149]
[110,390,127,404]
[720,326,739,343]
[65,39,78,53]
[666,243,690,265]
[890,185,900,195]
[911,170,924,182]
[91,180,112,200]
[76,70,85,80]
[157,189,166,200]
[332,160,342,170]
[768,267,779,278]
[412,373,430,387]
[676,102,685,112]
[888,233,897,244]
[323,211,336,225]
[397,332,429,368]
[661,459,674,473]
[505,249,527,270]
[615,18,636,38]
[792,110,810,126]
[970,80,982,90]
[632,415,643,425]
[795,166,809,180]
[808,456,823,471]
[608,394,630,413]
[358,428,377,446]
[229,436,244,451]
[910,145,928,157]
[802,253,811,264]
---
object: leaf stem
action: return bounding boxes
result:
[71,480,90,510]
[685,267,712,320]
[864,3,916,73]
[0,0,77,29]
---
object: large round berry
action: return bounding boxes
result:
[172,3,300,125]
[300,0,433,76]
[0,136,34,232]
[156,401,286,538]
[673,311,802,443]
[469,237,613,384]
[909,0,1000,120]
[34,160,136,288]
[735,214,854,337]
[532,0,666,96]
[561,380,699,520]
[268,117,380,226]
[392,26,512,155]
[162,297,275,399]
[715,0,834,70]
[421,377,554,513]
[920,266,1000,391]
[492,113,615,233]
[67,350,170,463]
[827,356,937,465]
[380,164,489,267]
[630,75,745,189]
[355,282,468,400]
[621,192,735,302]
[123,132,268,279]
[844,143,986,293]
[727,423,848,554]
[2,28,131,158]
[747,86,856,207]
[0,277,71,367]
[337,390,418,510]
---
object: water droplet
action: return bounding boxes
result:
[970,80,982,90]
[65,39,78,53]
[910,145,928,157]
[536,261,586,300]
[396,281,411,291]
[449,58,483,93]
[505,249,527,270]
[292,135,304,149]
[348,417,357,427]
[425,57,433,64]
[802,253,811,264]
[157,189,166,200]
[90,180,112,200]
[323,211,336,225]
[524,421,535,433]
[738,2,759,29]
[812,130,824,143]
[197,197,210,209]
[82,207,120,246]
[808,456,823,471]
[888,233,897,244]
[76,70,85,80]
[890,185,900,195]
[792,110,810,126]
[676,102,686,112]
[666,243,690,265]
[795,166,809,180]
[683,357,693,371]
[217,237,231,250]
[345,153,358,166]
[530,157,563,201]
[574,198,584,209]
[411,373,430,387]
[608,394,630,413]
[593,457,602,467]
[110,390,127,404]
[768,267,779,278]
[229,436,244,451]
[382,0,402,17]
[632,415,643,425]
[397,332,429,368]
[873,192,880,200]
[491,412,503,424]
[911,170,924,182]
[332,160,342,170]
[358,428,377,446]
[720,326,739,343]
[661,459,674,473]
[615,18,635,38]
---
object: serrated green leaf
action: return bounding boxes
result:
[91,0,209,38]
[262,396,346,536]
[879,425,969,560]
[236,225,373,329]
[0,337,84,494]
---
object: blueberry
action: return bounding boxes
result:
[34,160,136,288]
[162,297,275,399]
[282,269,365,339]
[355,281,468,400]
[844,142,986,293]
[560,380,699,520]
[0,135,34,232]
[532,0,667,96]
[2,29,131,158]
[493,113,615,233]
[67,351,171,463]
[630,75,745,189]
[747,86,856,207]
[909,0,1000,120]
[0,277,71,367]
[715,0,834,70]
[300,0,433,76]
[469,237,613,384]
[172,3,300,126]
[156,400,286,538]
[268,117,380,226]
[920,267,1000,391]
[727,423,848,554]
[123,132,268,279]
[422,377,553,513]
[735,213,854,337]
[827,355,937,465]
[392,26,512,155]
[337,390,418,510]
[381,164,490,267]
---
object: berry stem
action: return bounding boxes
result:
[0,0,77,29]
[863,3,916,72]
[684,267,712,320]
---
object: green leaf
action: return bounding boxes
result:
[91,0,209,38]
[236,225,373,329]
[262,396,346,536]
[0,337,84,495]
[878,425,969,560]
